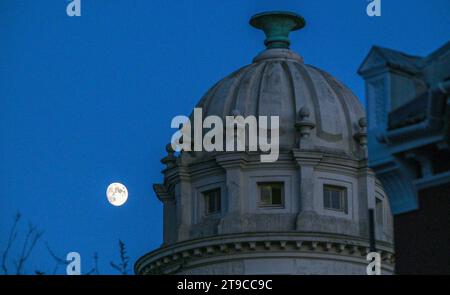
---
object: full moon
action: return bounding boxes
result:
[106,183,128,206]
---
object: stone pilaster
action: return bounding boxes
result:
[174,166,192,242]
[356,166,374,239]
[293,150,323,230]
[153,184,176,245]
[215,153,248,234]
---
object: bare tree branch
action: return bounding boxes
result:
[14,221,43,275]
[110,240,129,275]
[45,242,68,275]
[1,212,21,275]
[2,213,123,275]
[46,243,100,275]
[85,252,100,275]
[93,252,99,275]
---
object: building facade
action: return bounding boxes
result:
[359,41,450,274]
[135,11,394,275]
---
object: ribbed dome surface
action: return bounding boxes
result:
[139,12,395,276]
[195,48,365,156]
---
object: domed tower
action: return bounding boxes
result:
[135,11,394,275]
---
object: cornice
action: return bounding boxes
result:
[135,232,394,275]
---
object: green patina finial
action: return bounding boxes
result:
[250,11,305,49]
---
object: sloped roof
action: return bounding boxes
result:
[358,46,425,76]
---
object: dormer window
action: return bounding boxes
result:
[323,185,348,214]
[258,182,284,208]
[203,188,221,215]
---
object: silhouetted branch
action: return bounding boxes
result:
[2,213,127,275]
[1,212,21,275]
[85,252,100,275]
[110,240,129,275]
[46,243,100,275]
[1,213,43,275]
[14,222,44,275]
[45,242,68,275]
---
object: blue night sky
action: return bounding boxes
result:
[1,0,449,274]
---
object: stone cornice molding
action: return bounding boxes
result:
[292,149,323,166]
[172,166,191,182]
[215,152,250,169]
[135,232,394,274]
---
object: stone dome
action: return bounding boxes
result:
[136,11,393,275]
[195,37,365,158]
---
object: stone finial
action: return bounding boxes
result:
[250,11,305,49]
[299,106,310,117]
[354,117,368,157]
[295,106,315,139]
[161,143,177,169]
[358,117,367,129]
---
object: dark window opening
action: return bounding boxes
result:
[258,182,284,208]
[323,185,348,213]
[203,188,221,215]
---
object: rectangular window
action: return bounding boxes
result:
[323,185,347,213]
[258,182,284,208]
[375,197,383,226]
[203,188,221,215]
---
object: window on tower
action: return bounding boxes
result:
[203,188,221,215]
[323,185,348,213]
[258,182,284,208]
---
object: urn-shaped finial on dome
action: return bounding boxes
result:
[250,11,305,49]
